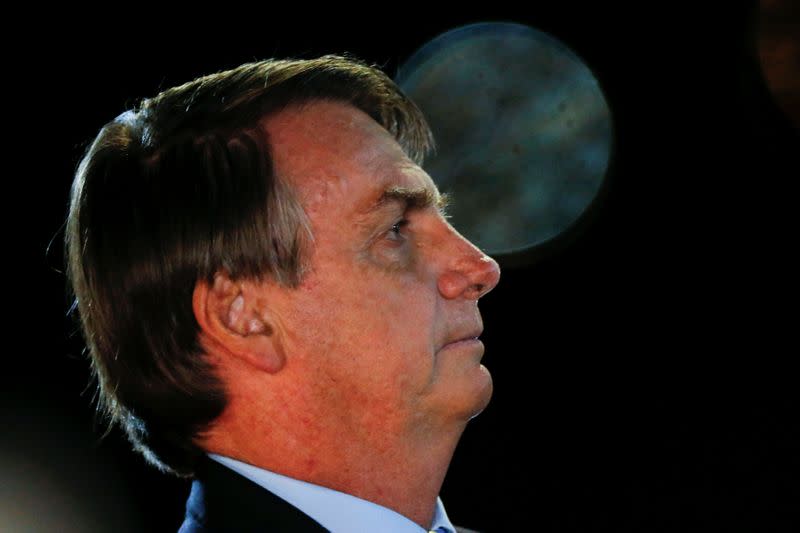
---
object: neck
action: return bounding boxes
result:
[203,379,467,529]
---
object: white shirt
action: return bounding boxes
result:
[208,453,457,533]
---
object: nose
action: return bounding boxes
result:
[437,227,501,301]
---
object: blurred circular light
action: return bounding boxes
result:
[396,22,613,255]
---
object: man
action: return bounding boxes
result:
[66,54,500,532]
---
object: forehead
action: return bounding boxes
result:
[261,100,437,215]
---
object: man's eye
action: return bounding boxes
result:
[386,218,410,242]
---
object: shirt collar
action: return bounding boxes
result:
[208,453,456,533]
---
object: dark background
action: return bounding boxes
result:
[6,1,797,531]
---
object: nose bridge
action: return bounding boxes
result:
[437,221,501,300]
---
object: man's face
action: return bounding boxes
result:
[260,101,501,441]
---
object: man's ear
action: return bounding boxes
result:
[192,271,286,374]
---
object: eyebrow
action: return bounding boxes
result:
[363,186,452,218]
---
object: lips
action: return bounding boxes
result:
[440,328,483,350]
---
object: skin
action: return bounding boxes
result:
[193,100,501,529]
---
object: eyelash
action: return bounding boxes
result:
[386,218,410,242]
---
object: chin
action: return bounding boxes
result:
[470,365,494,419]
[457,364,493,422]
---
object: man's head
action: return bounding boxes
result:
[192,100,501,471]
[66,55,499,478]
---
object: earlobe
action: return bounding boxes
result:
[192,273,285,374]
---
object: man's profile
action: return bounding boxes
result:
[66,54,501,532]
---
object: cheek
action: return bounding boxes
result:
[369,245,417,273]
[296,230,440,371]
[326,265,437,381]
[359,277,438,384]
[356,257,437,344]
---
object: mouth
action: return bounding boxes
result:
[437,321,484,353]
[441,337,483,350]
[439,329,484,352]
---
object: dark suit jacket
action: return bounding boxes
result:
[178,455,480,532]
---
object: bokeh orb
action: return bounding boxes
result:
[396,22,613,255]
[758,0,800,128]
